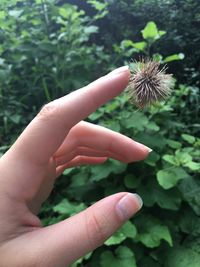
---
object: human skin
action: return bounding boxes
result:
[0,66,151,267]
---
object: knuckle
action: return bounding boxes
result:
[38,102,59,120]
[85,210,108,249]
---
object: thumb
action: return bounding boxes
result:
[35,192,143,266]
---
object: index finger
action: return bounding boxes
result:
[8,66,130,165]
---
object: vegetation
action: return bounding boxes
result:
[0,0,199,266]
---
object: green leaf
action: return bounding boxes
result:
[175,150,192,164]
[122,112,148,131]
[131,41,147,51]
[69,171,89,187]
[53,199,86,216]
[179,178,200,215]
[138,181,181,210]
[84,25,98,34]
[179,209,200,236]
[88,108,104,121]
[121,221,137,238]
[124,174,140,189]
[167,139,182,149]
[141,21,159,40]
[165,246,200,267]
[153,53,163,62]
[105,231,126,246]
[63,167,75,176]
[136,132,167,149]
[39,42,55,52]
[121,40,135,49]
[139,224,173,248]
[59,8,68,18]
[145,121,160,131]
[100,251,117,266]
[156,189,181,210]
[10,114,21,124]
[101,119,121,132]
[8,10,23,18]
[184,161,200,171]
[163,53,185,63]
[157,167,190,189]
[163,155,177,165]
[100,246,137,267]
[105,221,137,246]
[158,30,166,37]
[87,0,108,11]
[91,159,127,181]
[144,151,160,167]
[181,134,196,144]
[71,252,92,267]
[0,11,6,20]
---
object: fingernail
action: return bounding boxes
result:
[137,142,153,154]
[116,193,143,220]
[108,66,129,76]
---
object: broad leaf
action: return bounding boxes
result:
[105,221,137,246]
[53,199,86,216]
[132,41,147,51]
[163,53,185,63]
[144,151,160,167]
[100,246,137,267]
[181,134,196,144]
[184,161,200,171]
[138,224,172,248]
[124,174,140,189]
[91,159,127,181]
[122,112,148,131]
[138,181,181,210]
[179,178,200,215]
[163,155,177,165]
[141,21,159,40]
[165,246,200,267]
[157,167,190,189]
[167,139,182,149]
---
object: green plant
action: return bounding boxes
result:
[40,81,200,266]
[114,21,184,64]
[0,1,200,266]
[94,0,200,86]
[0,0,109,145]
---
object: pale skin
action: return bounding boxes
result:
[0,66,151,267]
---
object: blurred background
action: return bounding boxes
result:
[0,0,200,266]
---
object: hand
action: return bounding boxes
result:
[0,66,150,267]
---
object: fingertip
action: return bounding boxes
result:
[137,144,153,160]
[116,193,143,221]
[107,66,130,78]
[106,65,131,86]
[122,137,153,163]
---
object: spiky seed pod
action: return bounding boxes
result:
[127,59,174,108]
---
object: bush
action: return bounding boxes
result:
[0,1,200,266]
[88,0,200,86]
[0,0,109,145]
[42,82,200,267]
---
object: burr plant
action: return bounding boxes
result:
[127,60,174,108]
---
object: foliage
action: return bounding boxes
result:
[0,0,109,145]
[42,81,199,266]
[93,0,200,85]
[0,0,200,267]
[113,20,184,65]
